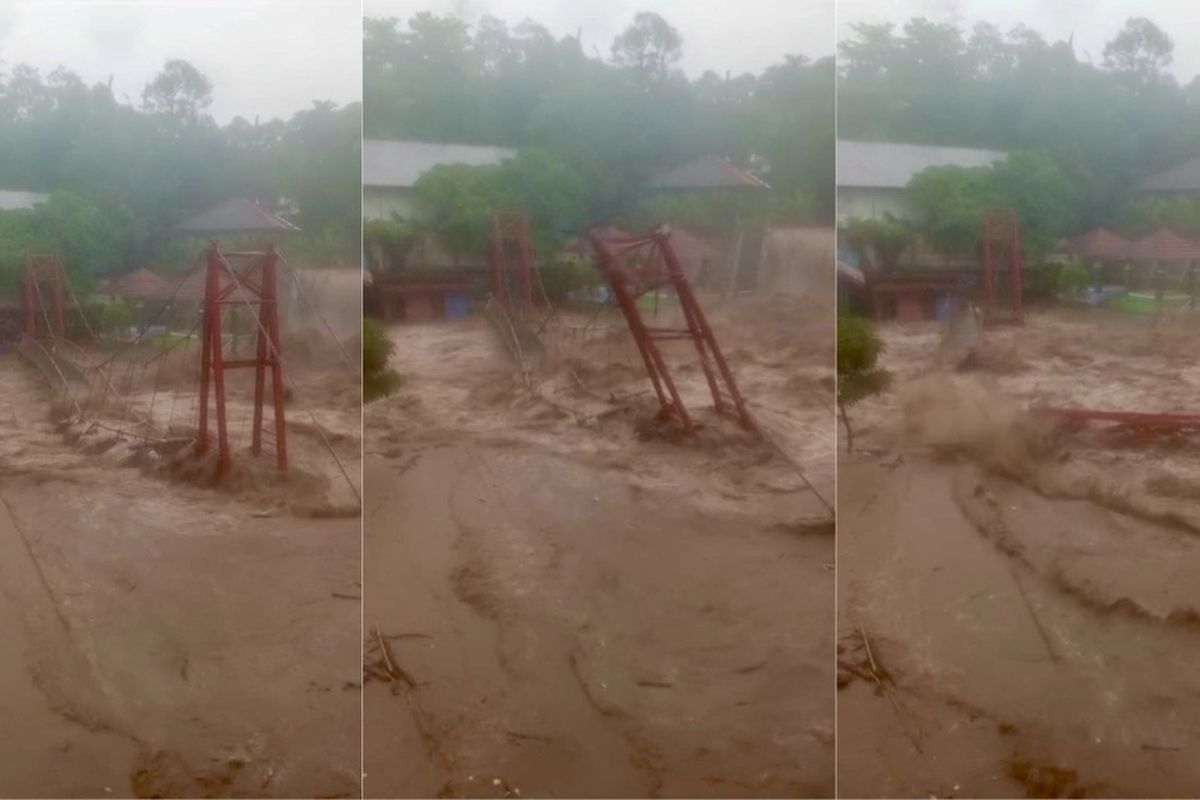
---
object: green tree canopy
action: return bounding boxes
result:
[839,16,1200,230]
[0,58,360,282]
[414,149,589,256]
[365,11,834,222]
[904,150,1078,259]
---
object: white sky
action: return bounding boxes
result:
[0,0,362,123]
[364,0,835,78]
[839,0,1200,84]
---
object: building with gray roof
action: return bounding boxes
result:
[362,139,516,221]
[836,140,1006,223]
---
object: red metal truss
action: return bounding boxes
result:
[1033,406,1200,436]
[590,227,754,431]
[22,253,67,339]
[489,210,534,314]
[981,210,1023,326]
[196,242,287,473]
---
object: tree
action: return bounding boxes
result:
[841,218,912,270]
[364,11,835,227]
[1102,18,1173,84]
[141,60,213,124]
[414,149,589,257]
[363,317,401,402]
[904,150,1078,260]
[839,14,1200,236]
[0,59,358,274]
[904,166,991,256]
[610,12,682,83]
[837,315,890,454]
[413,163,503,258]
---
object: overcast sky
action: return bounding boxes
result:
[0,0,362,124]
[839,0,1200,84]
[364,0,834,78]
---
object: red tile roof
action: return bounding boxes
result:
[1063,227,1130,260]
[103,267,172,300]
[1123,227,1200,262]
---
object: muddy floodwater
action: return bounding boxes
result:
[838,309,1200,798]
[0,351,361,798]
[364,297,835,797]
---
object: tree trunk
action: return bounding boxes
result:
[838,400,854,454]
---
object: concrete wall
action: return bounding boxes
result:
[286,268,362,336]
[762,226,835,299]
[836,186,908,224]
[363,186,417,222]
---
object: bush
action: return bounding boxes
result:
[363,316,401,402]
[100,298,135,336]
[1055,260,1091,297]
[841,217,912,270]
[837,314,890,453]
[537,252,601,302]
[363,217,419,271]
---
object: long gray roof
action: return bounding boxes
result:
[838,140,1006,189]
[0,190,49,210]
[363,139,516,188]
[1139,155,1200,192]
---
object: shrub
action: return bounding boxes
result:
[363,316,401,402]
[841,217,912,270]
[537,252,601,303]
[1055,260,1091,297]
[836,314,890,453]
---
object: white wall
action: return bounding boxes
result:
[836,186,908,224]
[363,186,417,221]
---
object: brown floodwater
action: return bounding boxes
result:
[0,352,360,798]
[364,296,835,797]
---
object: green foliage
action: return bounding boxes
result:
[837,314,890,403]
[141,59,213,123]
[839,17,1200,228]
[365,12,835,221]
[610,12,683,83]
[413,163,502,257]
[1119,195,1200,238]
[99,298,135,335]
[414,149,589,256]
[988,150,1080,258]
[841,217,912,269]
[837,314,890,452]
[363,317,401,402]
[0,191,134,291]
[0,60,359,280]
[1055,261,1091,296]
[364,217,420,270]
[904,166,991,256]
[904,150,1077,260]
[537,252,601,302]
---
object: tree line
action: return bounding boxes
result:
[839,16,1200,257]
[0,59,360,291]
[363,10,834,264]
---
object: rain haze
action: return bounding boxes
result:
[839,0,1200,83]
[364,0,834,76]
[0,0,362,123]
